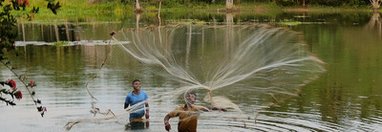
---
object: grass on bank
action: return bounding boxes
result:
[8,0,381,23]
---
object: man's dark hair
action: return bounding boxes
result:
[185,90,196,97]
[132,79,141,85]
[184,90,197,105]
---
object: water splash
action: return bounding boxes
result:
[113,25,325,112]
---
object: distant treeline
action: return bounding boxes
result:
[116,0,371,7]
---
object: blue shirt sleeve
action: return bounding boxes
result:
[124,94,130,109]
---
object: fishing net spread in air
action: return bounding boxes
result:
[112,25,325,113]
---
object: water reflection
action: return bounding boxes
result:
[18,23,80,42]
[365,12,382,38]
[281,12,382,131]
[17,22,121,43]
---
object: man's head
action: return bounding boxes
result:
[185,91,196,104]
[132,79,141,90]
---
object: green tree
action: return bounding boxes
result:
[226,0,234,11]
[135,0,142,12]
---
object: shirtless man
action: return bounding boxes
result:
[163,91,225,132]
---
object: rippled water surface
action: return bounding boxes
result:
[1,12,382,132]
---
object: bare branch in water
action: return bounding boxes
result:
[64,32,118,131]
[84,74,98,101]
[64,111,120,131]
[64,121,80,131]
[84,32,113,101]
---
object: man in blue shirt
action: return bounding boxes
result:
[124,79,149,129]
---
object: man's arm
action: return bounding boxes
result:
[196,105,226,112]
[163,110,179,131]
[163,114,171,125]
[144,92,149,119]
[195,105,210,112]
[124,96,130,109]
[210,106,227,112]
[124,103,129,109]
[124,103,128,109]
[145,101,149,119]
[164,113,172,131]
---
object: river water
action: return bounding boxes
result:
[0,12,381,132]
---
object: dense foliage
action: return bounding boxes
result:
[0,3,18,56]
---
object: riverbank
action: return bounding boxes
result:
[11,1,380,23]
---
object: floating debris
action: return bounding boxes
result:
[14,40,129,47]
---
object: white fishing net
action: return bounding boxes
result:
[65,24,325,130]
[112,24,325,112]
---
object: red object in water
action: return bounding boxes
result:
[28,80,36,87]
[14,91,23,100]
[7,79,17,90]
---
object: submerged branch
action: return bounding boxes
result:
[65,32,118,131]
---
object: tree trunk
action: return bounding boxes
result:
[370,0,381,11]
[135,0,142,12]
[225,13,234,54]
[185,25,192,68]
[22,23,25,41]
[136,13,141,30]
[158,0,162,26]
[226,0,234,12]
[54,24,59,41]
[302,0,306,7]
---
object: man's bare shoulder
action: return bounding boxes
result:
[173,104,185,110]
